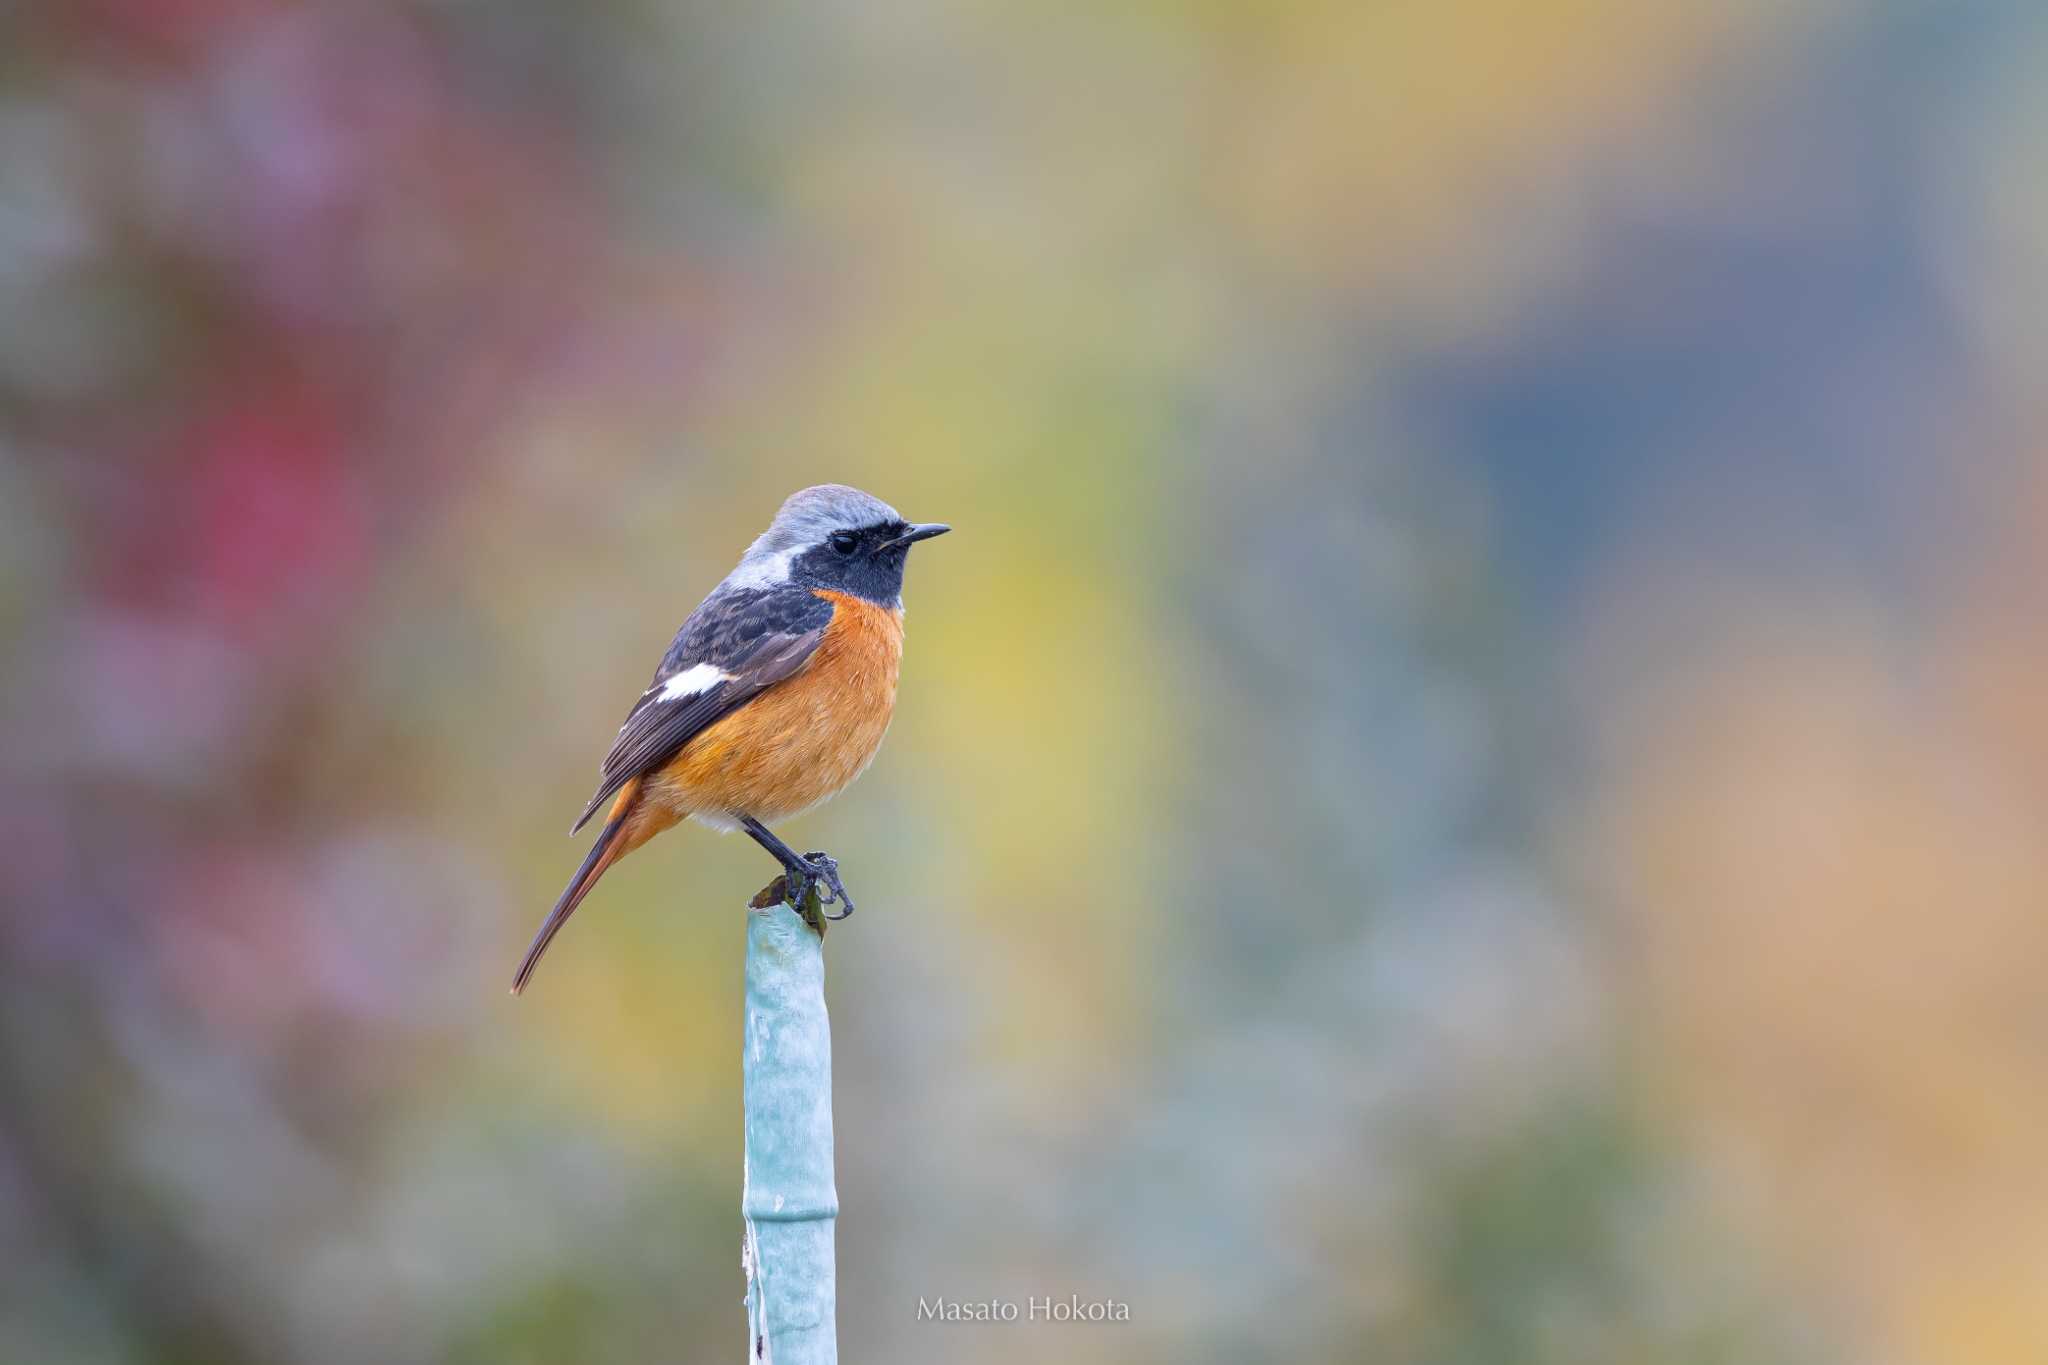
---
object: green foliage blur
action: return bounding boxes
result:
[3,2,2046,1362]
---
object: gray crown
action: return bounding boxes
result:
[729,484,902,587]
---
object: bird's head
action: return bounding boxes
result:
[729,484,950,605]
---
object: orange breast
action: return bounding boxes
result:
[646,589,905,825]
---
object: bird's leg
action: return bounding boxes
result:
[736,814,812,886]
[737,815,855,920]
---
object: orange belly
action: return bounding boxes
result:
[644,589,904,828]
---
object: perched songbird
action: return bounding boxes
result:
[512,484,950,994]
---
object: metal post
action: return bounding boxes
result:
[740,893,838,1364]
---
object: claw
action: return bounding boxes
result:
[801,851,855,920]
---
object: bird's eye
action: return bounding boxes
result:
[829,531,859,556]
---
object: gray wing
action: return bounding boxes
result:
[571,585,834,832]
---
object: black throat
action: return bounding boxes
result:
[789,519,914,606]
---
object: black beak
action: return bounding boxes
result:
[889,523,951,548]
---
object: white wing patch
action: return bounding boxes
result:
[659,662,732,700]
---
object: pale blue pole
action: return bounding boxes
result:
[741,897,838,1364]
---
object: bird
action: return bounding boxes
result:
[511,484,950,994]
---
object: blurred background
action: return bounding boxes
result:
[3,1,2045,1361]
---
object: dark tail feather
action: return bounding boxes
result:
[512,794,635,995]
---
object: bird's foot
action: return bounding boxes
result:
[787,850,855,921]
